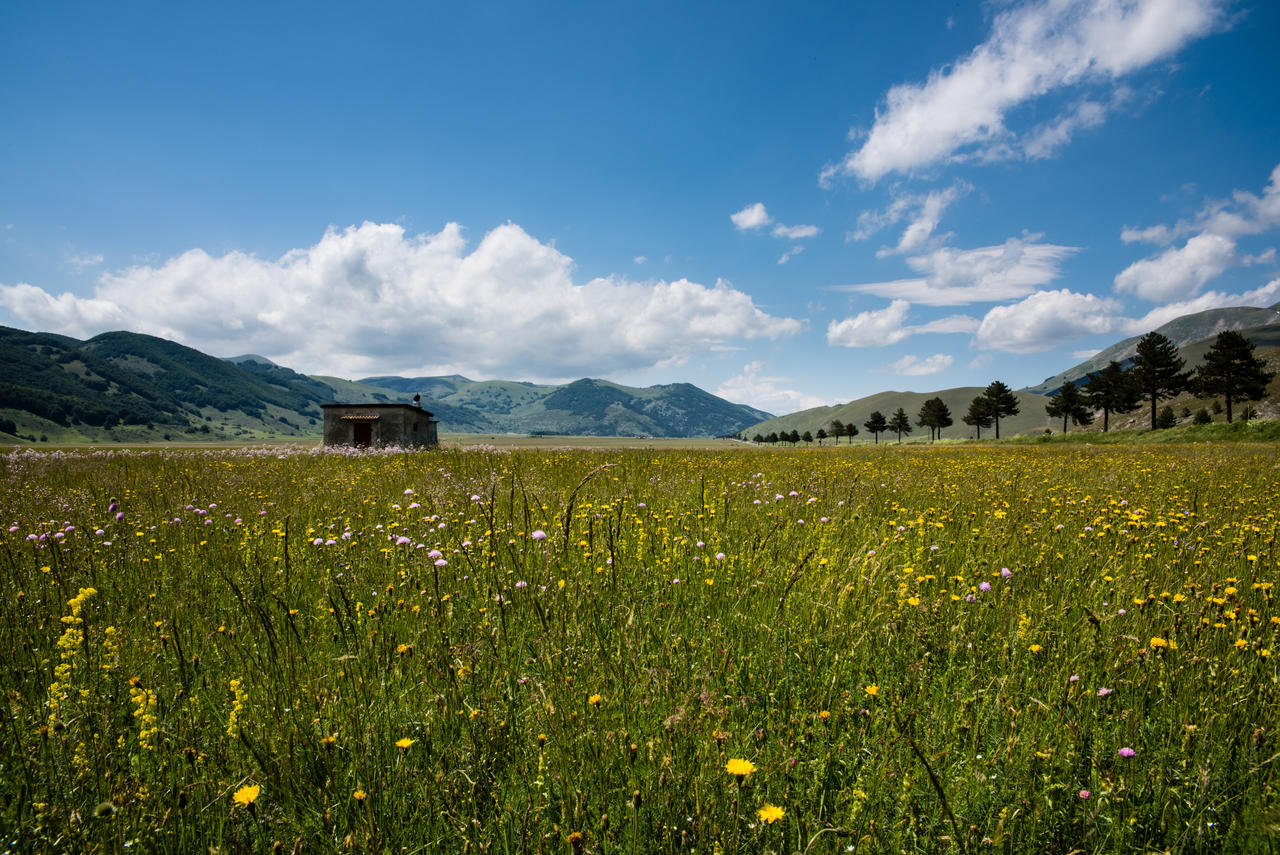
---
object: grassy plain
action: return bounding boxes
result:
[1,442,1277,853]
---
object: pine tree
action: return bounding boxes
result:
[887,408,912,443]
[1131,332,1189,430]
[1044,379,1094,433]
[829,419,844,444]
[864,411,887,445]
[1084,361,1141,432]
[1194,330,1275,423]
[917,397,953,441]
[962,396,994,439]
[982,381,1020,439]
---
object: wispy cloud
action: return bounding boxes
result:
[827,299,978,347]
[731,202,771,231]
[822,0,1224,183]
[833,235,1077,306]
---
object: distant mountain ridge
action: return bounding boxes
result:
[0,325,771,443]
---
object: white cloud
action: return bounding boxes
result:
[852,182,971,255]
[1121,223,1176,245]
[1114,232,1238,301]
[777,246,806,265]
[822,0,1223,183]
[975,289,1122,352]
[826,300,978,347]
[772,223,819,240]
[836,235,1077,305]
[827,300,913,347]
[1115,163,1280,299]
[731,203,771,230]
[716,361,829,414]
[1020,96,1112,160]
[66,252,104,271]
[1122,277,1280,333]
[634,255,647,265]
[887,353,954,376]
[0,221,803,380]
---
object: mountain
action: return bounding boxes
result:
[0,326,771,442]
[346,376,773,437]
[1025,303,1280,395]
[0,326,335,443]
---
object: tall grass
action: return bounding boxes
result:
[1,443,1277,853]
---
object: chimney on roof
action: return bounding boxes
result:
[412,393,422,408]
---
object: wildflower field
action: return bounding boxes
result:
[2,443,1278,854]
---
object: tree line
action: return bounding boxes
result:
[749,329,1273,446]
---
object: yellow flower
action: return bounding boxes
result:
[725,758,756,779]
[864,685,880,698]
[396,737,416,749]
[1029,644,1043,654]
[232,784,260,808]
[353,788,367,801]
[757,803,785,824]
[1149,637,1168,649]
[588,693,602,707]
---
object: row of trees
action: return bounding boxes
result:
[749,329,1273,446]
[1045,329,1274,433]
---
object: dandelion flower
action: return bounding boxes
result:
[353,789,367,801]
[232,784,260,808]
[396,737,416,749]
[864,685,880,698]
[757,803,785,824]
[588,693,602,707]
[725,758,756,779]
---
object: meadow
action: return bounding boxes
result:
[1,443,1277,854]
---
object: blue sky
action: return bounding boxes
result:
[2,0,1278,414]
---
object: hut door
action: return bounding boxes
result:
[353,422,372,447]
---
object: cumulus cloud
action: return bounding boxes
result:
[827,299,978,347]
[975,289,1122,352]
[887,353,954,376]
[731,203,771,231]
[822,0,1223,183]
[827,300,913,347]
[715,361,830,414]
[835,235,1077,306]
[1116,163,1280,300]
[1114,232,1238,301]
[0,221,803,380]
[732,202,819,241]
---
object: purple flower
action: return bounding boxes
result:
[979,582,991,592]
[531,530,547,541]
[1000,568,1012,578]
[434,558,447,567]
[395,536,412,545]
[1118,747,1136,758]
[1097,687,1113,697]
[515,580,528,589]
[115,512,125,522]
[1069,674,1080,682]
[715,552,726,561]
[107,502,118,513]
[1078,789,1091,800]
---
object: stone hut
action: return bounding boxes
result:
[322,403,438,448]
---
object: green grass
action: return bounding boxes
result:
[1,443,1278,853]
